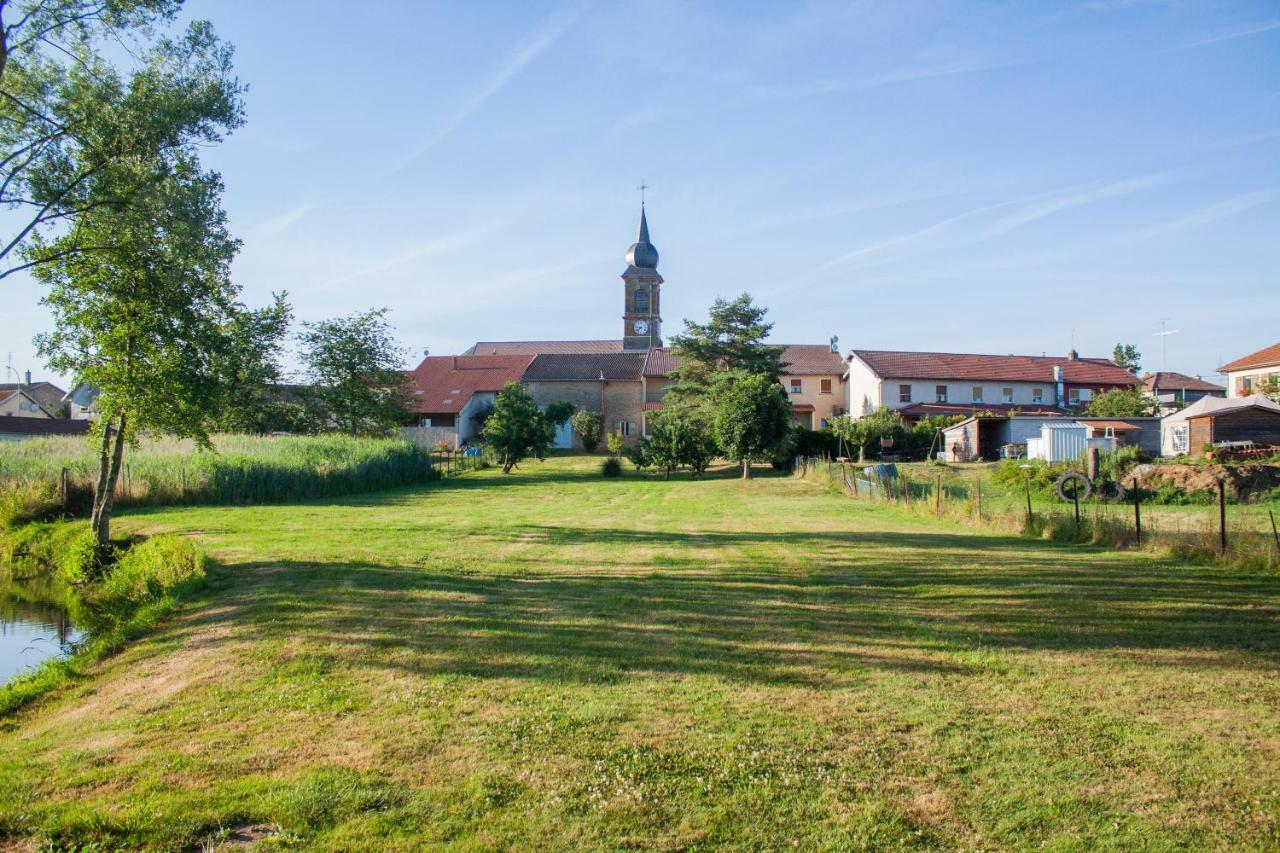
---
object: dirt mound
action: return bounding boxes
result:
[1129,462,1280,499]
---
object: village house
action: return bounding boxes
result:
[0,373,66,415]
[1218,343,1280,398]
[0,388,53,419]
[404,354,532,448]
[62,382,100,420]
[1141,371,1225,414]
[844,349,1139,424]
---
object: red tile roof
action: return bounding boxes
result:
[643,348,678,376]
[1078,420,1140,431]
[407,355,532,414]
[851,350,1139,386]
[1140,371,1225,394]
[464,340,624,356]
[642,345,845,378]
[1218,342,1280,373]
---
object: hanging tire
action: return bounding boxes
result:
[1098,479,1127,504]
[1055,471,1093,502]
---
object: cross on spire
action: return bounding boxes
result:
[637,181,648,206]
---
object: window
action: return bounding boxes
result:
[1031,388,1043,404]
[820,378,832,394]
[790,378,802,394]
[820,418,829,429]
[1069,389,1081,405]
[1002,387,1014,404]
[634,288,649,312]
[899,384,912,403]
[935,385,948,403]
[971,386,983,403]
[616,421,632,437]
[1239,376,1253,394]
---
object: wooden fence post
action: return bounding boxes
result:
[976,481,982,521]
[1132,476,1141,545]
[935,475,942,515]
[1218,479,1227,554]
[60,467,68,512]
[1270,510,1279,558]
[1025,475,1033,524]
[1073,483,1081,535]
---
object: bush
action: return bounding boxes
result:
[93,535,205,610]
[60,529,116,583]
[601,457,622,477]
[1098,445,1145,482]
[570,410,604,452]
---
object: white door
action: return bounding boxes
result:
[553,419,573,449]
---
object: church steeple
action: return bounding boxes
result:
[625,206,659,270]
[621,203,663,351]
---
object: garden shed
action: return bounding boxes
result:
[1161,394,1280,456]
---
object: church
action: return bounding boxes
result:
[406,207,847,449]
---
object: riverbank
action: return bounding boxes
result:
[0,526,207,717]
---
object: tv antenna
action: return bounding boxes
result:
[1153,318,1179,372]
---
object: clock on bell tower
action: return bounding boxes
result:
[621,205,663,351]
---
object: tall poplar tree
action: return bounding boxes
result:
[27,20,252,547]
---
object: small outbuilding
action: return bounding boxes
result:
[1160,394,1280,456]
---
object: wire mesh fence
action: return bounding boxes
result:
[795,457,1280,570]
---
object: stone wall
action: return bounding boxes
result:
[525,380,644,446]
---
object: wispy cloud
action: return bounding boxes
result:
[819,173,1170,271]
[1180,18,1280,48]
[756,60,999,98]
[1121,190,1274,241]
[258,201,317,236]
[322,223,498,288]
[399,3,589,167]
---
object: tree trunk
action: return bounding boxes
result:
[93,413,128,545]
[742,459,751,479]
[90,417,116,538]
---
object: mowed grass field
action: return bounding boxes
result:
[2,456,1279,850]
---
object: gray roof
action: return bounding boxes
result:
[522,352,645,382]
[625,206,659,269]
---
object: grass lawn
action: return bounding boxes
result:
[2,454,1278,850]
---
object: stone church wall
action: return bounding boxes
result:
[524,380,644,447]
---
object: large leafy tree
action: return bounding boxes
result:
[210,295,294,433]
[1112,343,1141,375]
[27,18,247,547]
[667,293,783,404]
[482,382,573,474]
[711,371,792,479]
[297,308,412,436]
[32,153,253,545]
[1085,386,1156,417]
[638,408,717,479]
[0,5,244,279]
[829,408,906,462]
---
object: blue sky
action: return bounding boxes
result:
[5,0,1278,386]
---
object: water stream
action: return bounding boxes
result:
[0,572,85,684]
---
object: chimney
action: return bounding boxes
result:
[23,370,31,386]
[1053,365,1065,408]
[1067,348,1078,361]
[452,356,458,370]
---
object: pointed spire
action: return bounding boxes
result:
[625,204,659,269]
